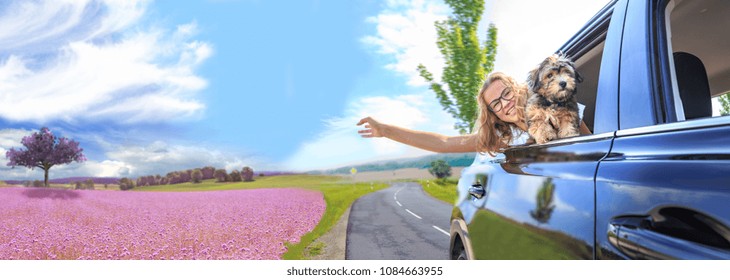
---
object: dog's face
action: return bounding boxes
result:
[527,53,583,100]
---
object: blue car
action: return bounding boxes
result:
[450,0,730,260]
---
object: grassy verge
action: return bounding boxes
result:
[417,178,458,205]
[283,181,387,259]
[468,211,590,259]
[135,174,388,259]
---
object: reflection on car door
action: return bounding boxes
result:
[596,119,730,259]
[464,134,612,259]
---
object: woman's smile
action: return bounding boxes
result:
[504,100,515,115]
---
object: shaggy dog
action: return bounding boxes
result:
[525,53,583,144]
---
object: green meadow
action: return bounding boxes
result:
[467,211,591,259]
[417,178,458,205]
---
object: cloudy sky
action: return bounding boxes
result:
[0,0,611,180]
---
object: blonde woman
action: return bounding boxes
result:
[357,72,591,155]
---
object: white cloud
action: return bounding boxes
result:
[283,94,458,171]
[363,0,611,84]
[96,141,270,177]
[0,0,146,53]
[0,128,34,178]
[0,0,211,124]
[0,128,31,150]
[362,0,449,86]
[0,129,269,180]
[486,0,612,79]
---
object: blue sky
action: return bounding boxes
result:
[0,0,610,180]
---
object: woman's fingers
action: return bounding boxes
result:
[357,117,371,126]
[358,129,374,138]
[357,117,382,138]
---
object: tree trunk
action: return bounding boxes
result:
[43,163,53,188]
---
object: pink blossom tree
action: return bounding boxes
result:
[5,127,86,187]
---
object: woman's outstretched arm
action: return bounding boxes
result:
[357,116,478,153]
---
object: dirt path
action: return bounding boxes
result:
[309,206,351,260]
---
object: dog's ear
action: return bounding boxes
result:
[574,69,584,83]
[527,67,541,92]
[564,58,584,84]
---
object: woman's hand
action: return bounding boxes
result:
[357,116,385,138]
[356,116,477,153]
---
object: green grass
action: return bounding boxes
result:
[417,178,458,204]
[467,211,591,259]
[305,241,326,257]
[136,175,342,192]
[134,174,388,260]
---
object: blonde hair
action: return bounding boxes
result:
[474,72,528,156]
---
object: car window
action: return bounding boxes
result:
[517,38,606,145]
[572,41,604,133]
[665,0,730,121]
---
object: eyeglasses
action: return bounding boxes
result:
[488,86,514,113]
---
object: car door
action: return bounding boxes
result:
[456,130,614,260]
[453,0,624,260]
[597,119,730,259]
[595,0,730,259]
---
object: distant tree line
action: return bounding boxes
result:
[321,153,476,175]
[118,166,256,191]
[73,179,96,190]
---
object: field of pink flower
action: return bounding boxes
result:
[0,187,325,260]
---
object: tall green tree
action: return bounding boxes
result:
[428,160,452,179]
[418,0,498,134]
[530,178,556,224]
[719,92,730,116]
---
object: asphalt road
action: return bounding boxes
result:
[345,182,451,260]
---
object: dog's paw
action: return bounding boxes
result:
[532,126,557,144]
[535,134,556,144]
[558,126,580,138]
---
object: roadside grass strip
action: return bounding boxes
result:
[417,178,458,204]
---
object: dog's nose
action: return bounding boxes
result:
[559,81,567,88]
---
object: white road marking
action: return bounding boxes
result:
[395,185,448,239]
[432,226,449,237]
[394,187,404,199]
[394,187,404,207]
[405,209,422,220]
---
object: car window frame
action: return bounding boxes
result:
[509,0,620,149]
[621,0,730,136]
[652,0,684,124]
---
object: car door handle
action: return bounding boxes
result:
[608,212,730,259]
[468,183,486,199]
